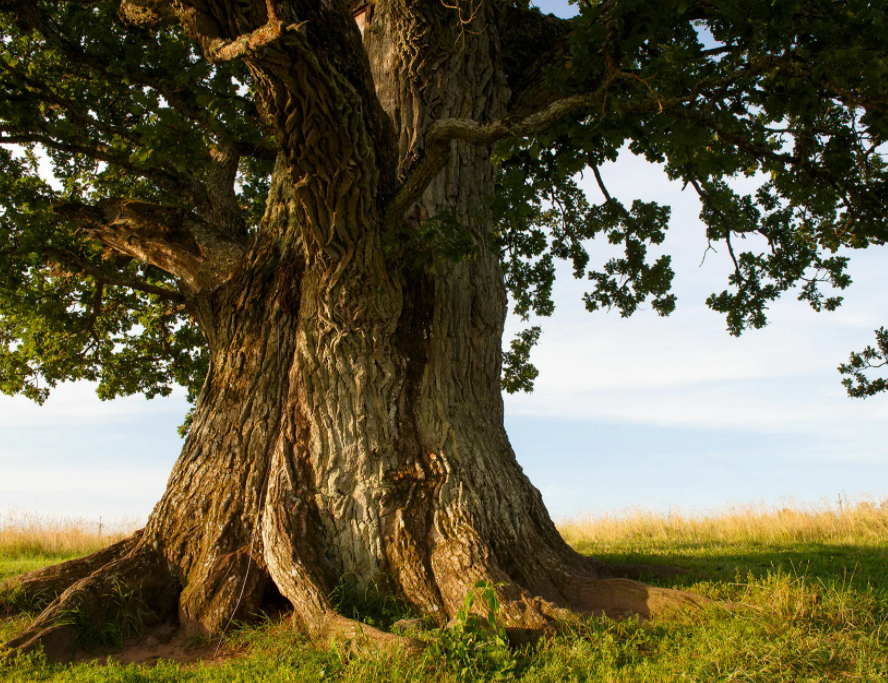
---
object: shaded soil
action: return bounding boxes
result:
[0,616,231,667]
[88,624,222,666]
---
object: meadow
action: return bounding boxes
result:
[1,499,886,682]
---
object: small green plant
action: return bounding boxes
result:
[184,632,213,651]
[58,580,153,651]
[431,580,517,681]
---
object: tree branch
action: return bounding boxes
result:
[118,0,177,28]
[687,177,745,284]
[53,199,245,294]
[204,14,305,63]
[591,165,613,202]
[384,78,623,230]
[44,247,186,304]
[0,132,210,210]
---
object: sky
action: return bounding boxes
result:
[1,0,886,525]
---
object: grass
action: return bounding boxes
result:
[557,495,888,546]
[0,508,140,584]
[1,498,887,682]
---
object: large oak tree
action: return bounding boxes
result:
[1,0,886,661]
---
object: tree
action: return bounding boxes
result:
[1,0,886,661]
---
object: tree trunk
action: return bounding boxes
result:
[3,1,701,661]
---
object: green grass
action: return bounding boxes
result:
[1,554,87,584]
[1,506,887,682]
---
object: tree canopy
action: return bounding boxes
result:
[1,0,887,414]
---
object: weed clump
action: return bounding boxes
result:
[431,580,518,681]
[58,580,153,651]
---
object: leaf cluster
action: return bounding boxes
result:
[494,0,888,392]
[839,327,888,398]
[0,0,274,413]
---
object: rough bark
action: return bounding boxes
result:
[2,0,705,661]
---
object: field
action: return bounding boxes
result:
[1,499,886,682]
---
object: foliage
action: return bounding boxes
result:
[839,327,888,398]
[501,326,540,394]
[494,0,888,391]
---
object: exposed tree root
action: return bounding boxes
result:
[0,533,142,615]
[2,540,177,663]
[310,614,424,655]
[430,567,706,645]
[599,560,693,581]
[562,577,706,620]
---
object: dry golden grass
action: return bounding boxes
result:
[0,508,142,559]
[4,497,886,559]
[556,495,888,546]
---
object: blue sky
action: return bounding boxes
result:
[501,148,887,516]
[0,0,886,524]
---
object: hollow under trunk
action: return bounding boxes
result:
[2,1,703,662]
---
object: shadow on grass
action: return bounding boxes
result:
[575,540,888,593]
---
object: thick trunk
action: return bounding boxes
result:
[3,1,703,661]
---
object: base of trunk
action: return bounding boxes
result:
[1,530,705,663]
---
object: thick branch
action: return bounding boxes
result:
[384,84,619,229]
[205,16,301,63]
[118,0,177,27]
[53,199,245,294]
